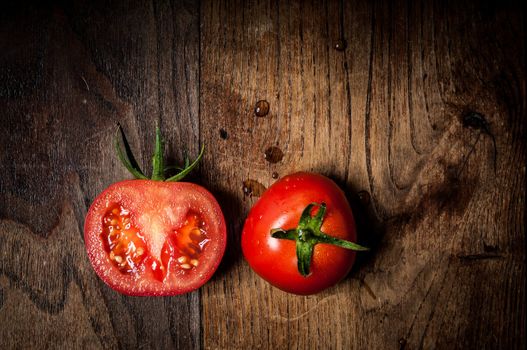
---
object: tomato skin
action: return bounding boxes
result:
[84,180,226,296]
[241,172,357,295]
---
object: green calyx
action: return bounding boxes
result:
[115,124,204,182]
[271,202,369,277]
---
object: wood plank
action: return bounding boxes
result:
[199,0,525,349]
[0,1,201,349]
[0,0,524,349]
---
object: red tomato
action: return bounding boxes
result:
[85,180,226,295]
[84,127,226,296]
[241,172,367,295]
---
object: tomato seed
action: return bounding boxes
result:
[168,212,211,273]
[189,228,203,241]
[102,204,148,274]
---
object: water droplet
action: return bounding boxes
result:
[243,185,251,195]
[219,128,228,140]
[242,179,267,198]
[264,146,283,163]
[334,39,347,51]
[272,172,279,179]
[254,100,270,117]
[357,191,370,205]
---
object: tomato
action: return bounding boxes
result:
[84,126,226,296]
[241,172,368,295]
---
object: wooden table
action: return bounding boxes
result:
[1,1,525,349]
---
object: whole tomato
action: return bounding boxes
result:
[241,172,367,295]
[84,126,226,296]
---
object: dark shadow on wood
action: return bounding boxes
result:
[324,172,386,278]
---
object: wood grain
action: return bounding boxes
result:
[1,1,201,349]
[1,0,525,349]
[199,0,525,349]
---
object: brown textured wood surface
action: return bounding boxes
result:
[0,0,525,349]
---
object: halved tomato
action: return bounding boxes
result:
[84,126,226,296]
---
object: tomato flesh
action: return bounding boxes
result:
[160,212,210,280]
[100,203,211,284]
[84,180,226,296]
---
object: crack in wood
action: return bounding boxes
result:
[456,253,503,261]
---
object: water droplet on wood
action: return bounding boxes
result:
[242,179,267,198]
[254,100,270,117]
[334,39,347,51]
[264,146,283,163]
[272,172,279,179]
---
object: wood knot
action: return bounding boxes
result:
[462,111,490,134]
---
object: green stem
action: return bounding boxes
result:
[114,125,148,180]
[271,202,369,277]
[316,232,370,251]
[165,145,204,182]
[296,239,313,277]
[151,126,165,181]
[115,125,203,182]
